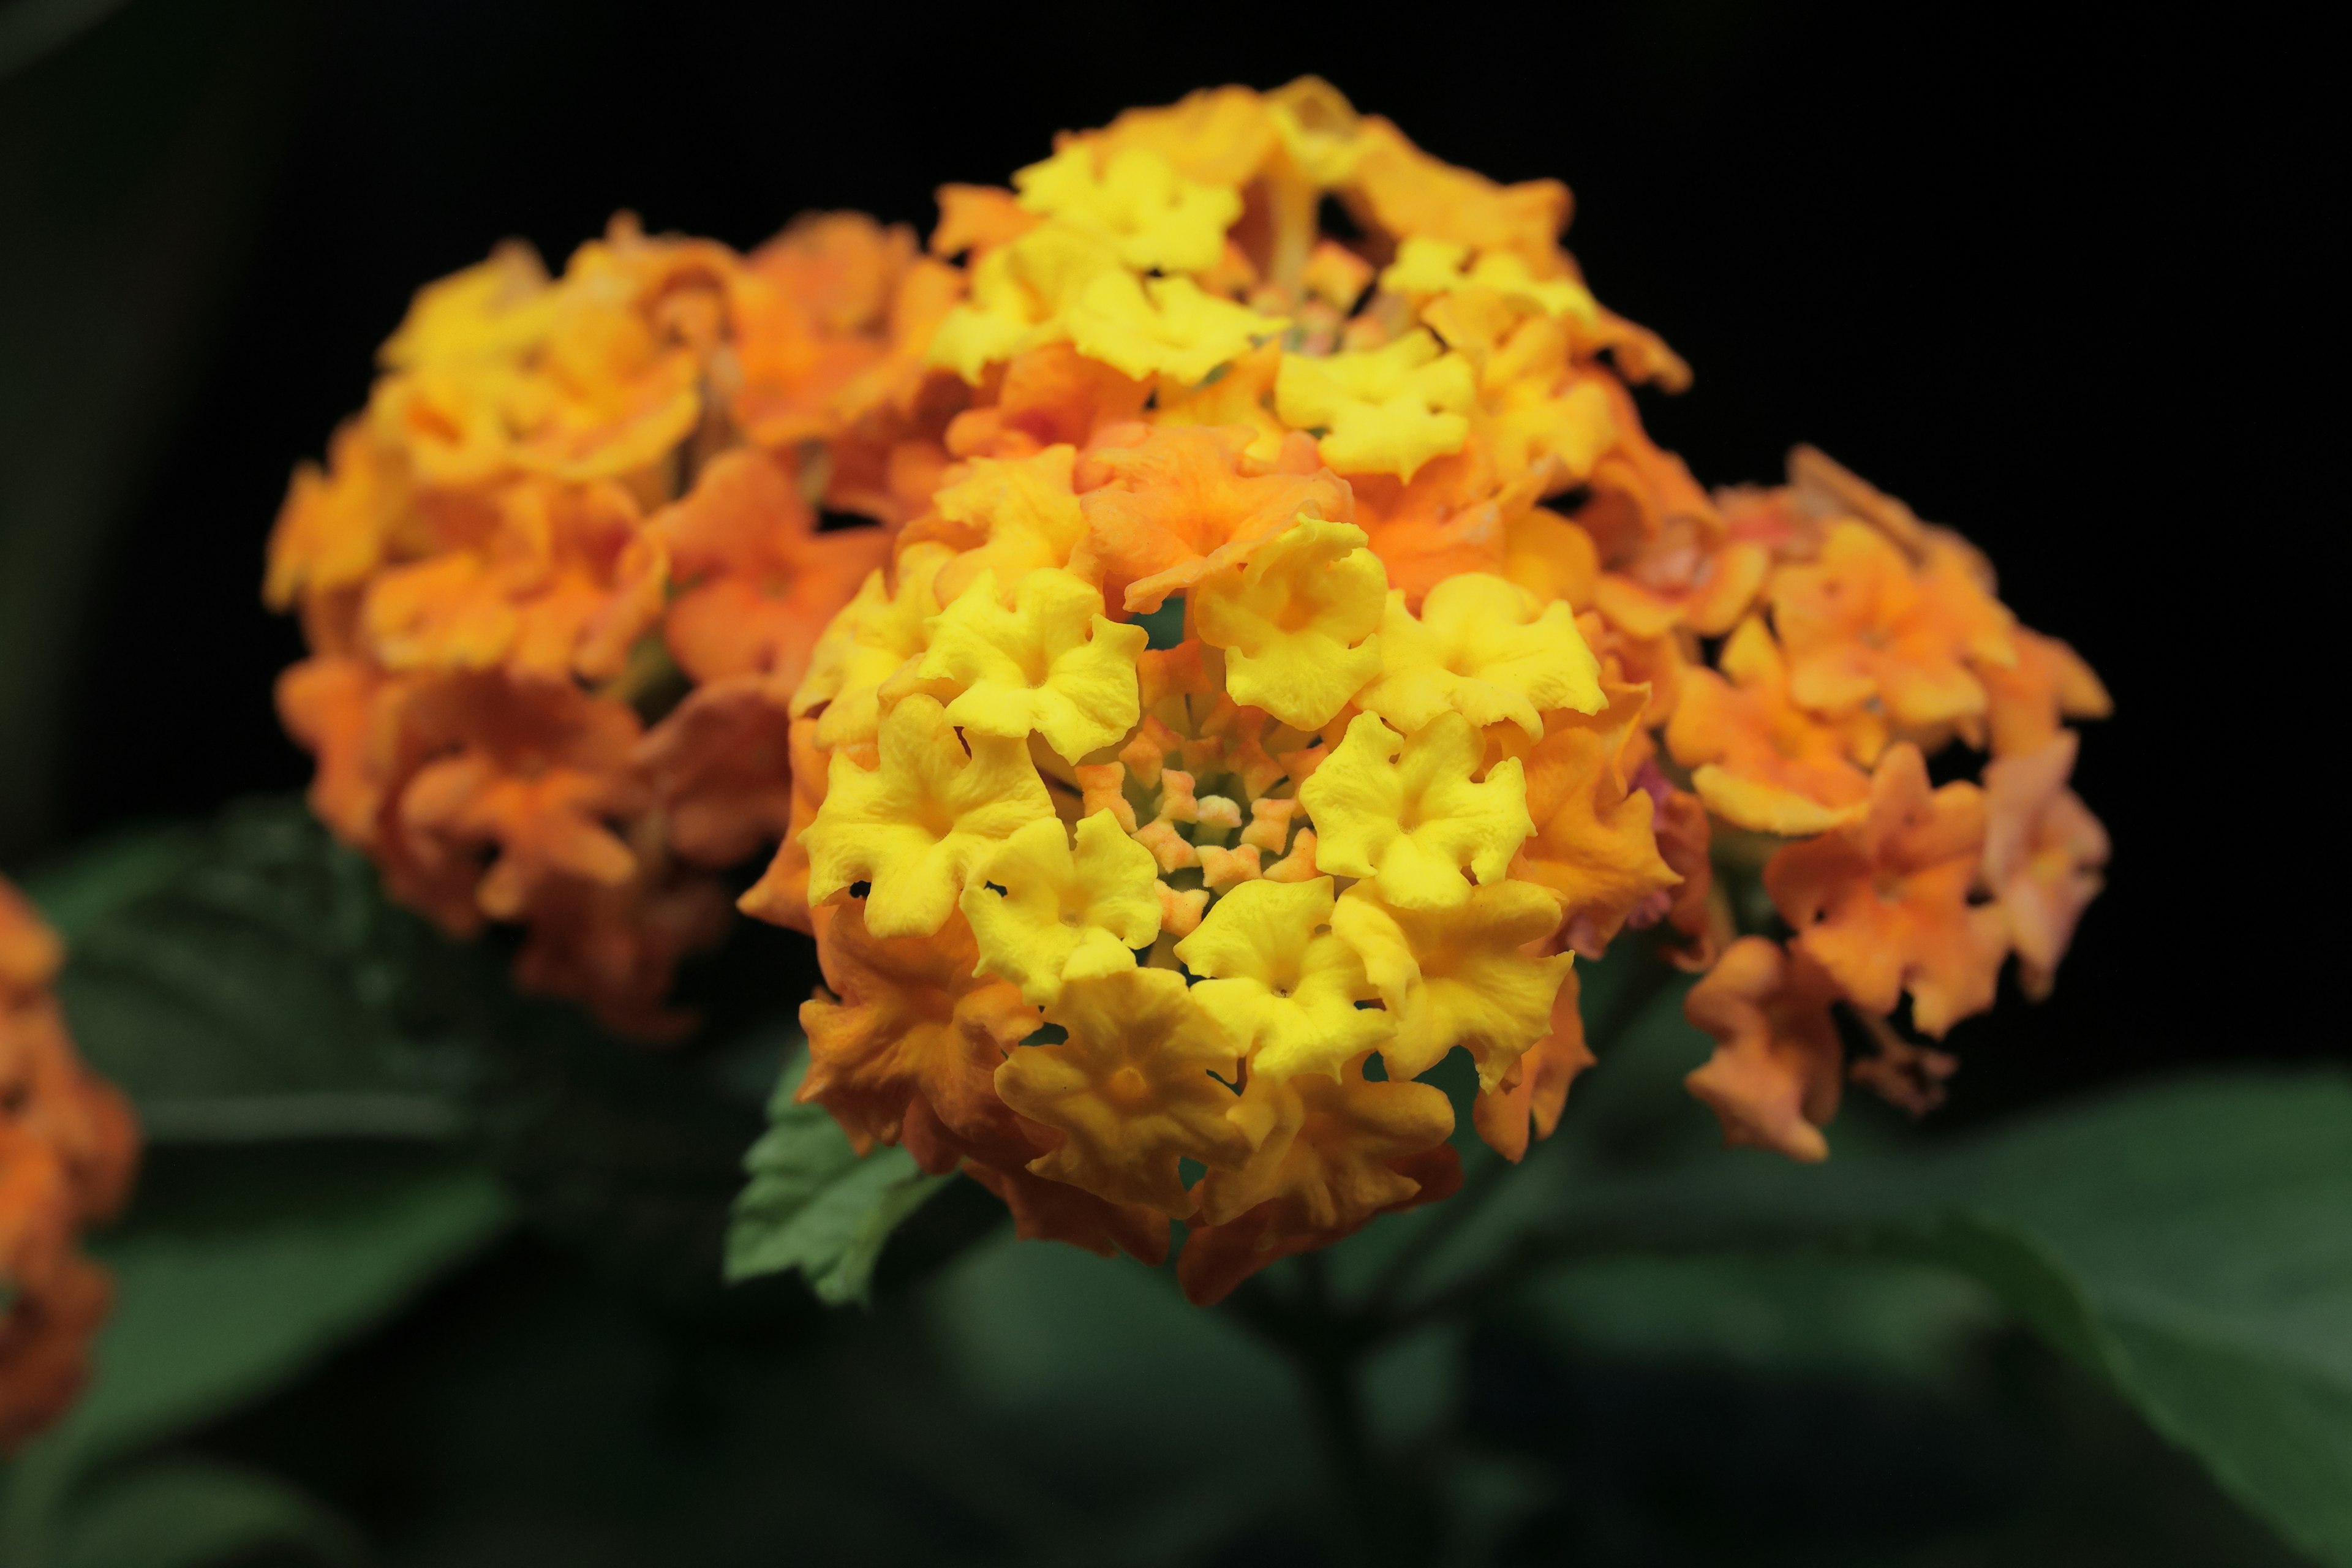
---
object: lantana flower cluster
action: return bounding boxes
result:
[265,205,957,1033]
[0,879,138,1451]
[268,80,2110,1301]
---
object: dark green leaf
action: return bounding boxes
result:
[24,801,481,1144]
[55,1456,360,1568]
[1507,1254,2005,1391]
[0,1150,512,1558]
[1466,1047,2352,1566]
[726,1046,951,1306]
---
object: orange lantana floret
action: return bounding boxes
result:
[1769,521,2016,730]
[1070,425,1352,612]
[1981,729,2109,1000]
[1,880,140,1453]
[655,448,891,688]
[799,900,1039,1167]
[398,674,650,923]
[1683,936,1845,1163]
[1765,743,2008,1038]
[1665,617,1877,837]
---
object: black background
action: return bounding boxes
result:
[1,1,2332,1123]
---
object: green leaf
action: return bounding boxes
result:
[1507,1253,2006,1392]
[725,1045,951,1305]
[24,801,481,1144]
[54,1456,360,1568]
[0,1149,513,1559]
[1491,1062,2352,1566]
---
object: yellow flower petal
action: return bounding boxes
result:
[791,544,951,749]
[962,810,1163,1006]
[801,693,1054,937]
[1012,143,1242,275]
[1297,711,1533,910]
[377,241,557,369]
[925,227,1122,382]
[1173,876,1392,1082]
[1378,236,1599,325]
[995,966,1251,1217]
[929,447,1087,600]
[1191,516,1386,729]
[917,568,1147,763]
[1358,573,1602,739]
[1331,882,1570,1085]
[1196,1054,1453,1228]
[1064,272,1285,385]
[1274,330,1474,480]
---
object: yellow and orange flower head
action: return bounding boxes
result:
[1,879,140,1453]
[265,208,957,1034]
[270,81,2112,1287]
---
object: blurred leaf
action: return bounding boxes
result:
[726,1046,951,1306]
[919,1234,1321,1560]
[1458,1046,2352,1567]
[13,823,205,940]
[0,1149,511,1560]
[26,801,481,1144]
[54,1455,358,1568]
[1508,1254,2006,1392]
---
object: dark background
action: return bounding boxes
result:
[1,1,2331,1121]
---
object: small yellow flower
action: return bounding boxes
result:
[1332,881,1571,1085]
[995,966,1251,1217]
[1013,143,1242,275]
[916,568,1148,763]
[1275,329,1475,480]
[1298,711,1532,910]
[929,448,1087,601]
[962,811,1164,1006]
[1191,517,1385,729]
[378,240,559,369]
[802,693,1054,938]
[1064,272,1285,385]
[791,545,951,749]
[1358,573,1603,739]
[926,227,1121,381]
[1378,236,1599,325]
[1173,876,1392,1082]
[1197,1054,1453,1229]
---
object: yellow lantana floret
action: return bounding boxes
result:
[1199,1055,1453,1229]
[1378,236,1599,325]
[801,693,1054,938]
[792,545,951,749]
[1191,517,1385,729]
[1065,273,1285,385]
[1173,876,1393,1083]
[378,241,559,370]
[926,227,1121,382]
[916,568,1147,763]
[1358,573,1603,739]
[1298,711,1533,910]
[1332,881,1571,1086]
[962,811,1163,1006]
[929,449,1087,601]
[1275,329,1475,480]
[994,966,1252,1218]
[1013,143,1242,275]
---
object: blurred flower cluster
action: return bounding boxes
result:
[266,80,2109,1300]
[264,208,957,1033]
[0,880,137,1451]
